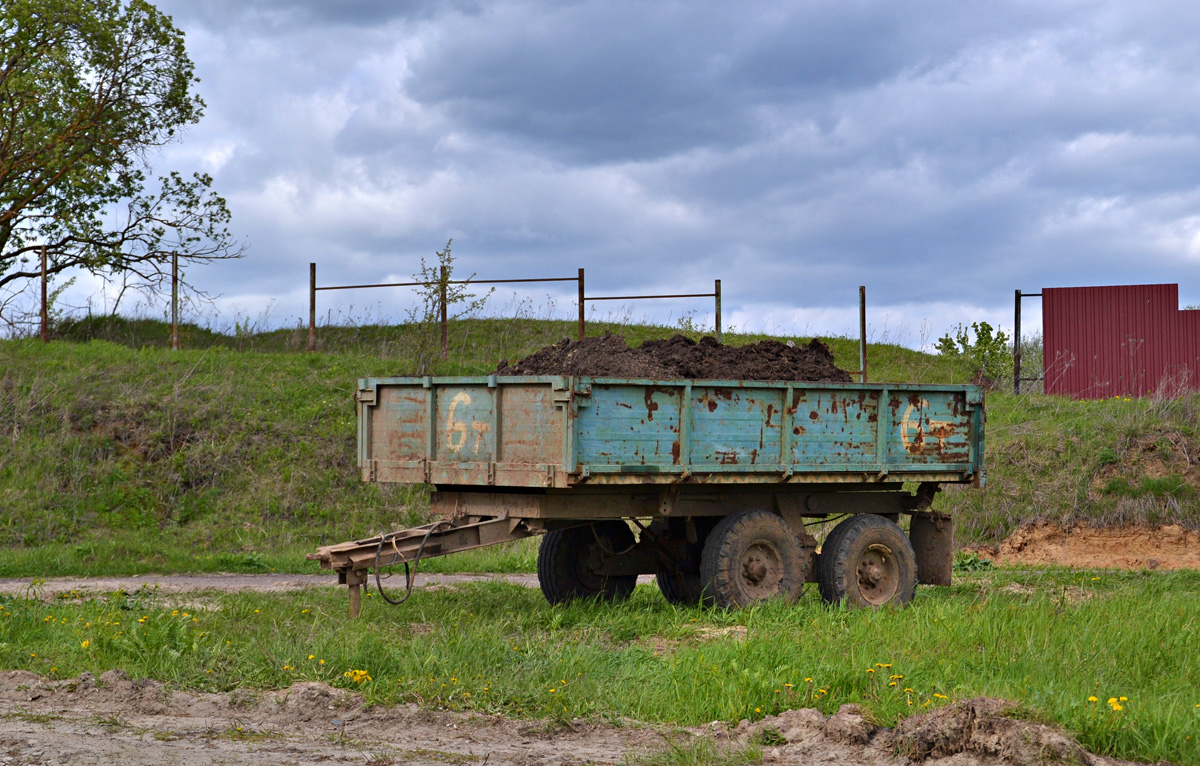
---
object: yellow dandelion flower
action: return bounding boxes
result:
[81,640,89,649]
[1088,696,1098,702]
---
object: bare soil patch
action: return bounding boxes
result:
[975,523,1200,570]
[495,333,852,381]
[0,671,1140,766]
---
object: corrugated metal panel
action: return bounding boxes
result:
[1043,284,1199,399]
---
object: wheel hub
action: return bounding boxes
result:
[739,542,782,596]
[856,543,898,605]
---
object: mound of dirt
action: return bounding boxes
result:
[975,523,1200,570]
[495,333,853,381]
[0,672,1143,766]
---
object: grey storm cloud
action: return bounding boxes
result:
[121,0,1200,340]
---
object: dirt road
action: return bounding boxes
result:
[0,572,549,599]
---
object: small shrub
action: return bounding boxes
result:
[936,321,1012,387]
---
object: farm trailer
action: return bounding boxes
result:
[311,375,985,616]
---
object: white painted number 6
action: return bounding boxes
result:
[446,392,470,450]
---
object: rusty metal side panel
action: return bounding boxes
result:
[358,377,982,488]
[499,384,565,466]
[787,389,879,467]
[575,384,681,470]
[885,390,973,466]
[359,376,571,487]
[368,384,430,464]
[690,385,787,467]
[570,380,981,480]
[434,384,496,463]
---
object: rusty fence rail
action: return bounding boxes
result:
[308,264,726,355]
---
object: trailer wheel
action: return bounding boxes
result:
[656,568,706,605]
[537,521,637,604]
[699,510,805,608]
[818,514,916,608]
[655,518,716,605]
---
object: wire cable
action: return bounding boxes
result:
[372,520,452,606]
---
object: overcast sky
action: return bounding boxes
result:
[66,0,1200,347]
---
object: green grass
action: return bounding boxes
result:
[949,391,1200,541]
[1,316,1198,578]
[1,568,1197,764]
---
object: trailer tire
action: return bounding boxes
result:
[700,510,805,608]
[655,517,716,606]
[537,522,637,605]
[818,514,916,608]
[656,568,707,605]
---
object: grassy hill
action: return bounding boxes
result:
[1,316,1197,576]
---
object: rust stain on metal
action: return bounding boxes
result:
[809,410,819,420]
[644,389,661,421]
[707,399,718,412]
[671,441,681,464]
[792,426,805,435]
[715,450,739,465]
[765,404,775,425]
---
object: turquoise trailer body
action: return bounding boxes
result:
[355,376,984,489]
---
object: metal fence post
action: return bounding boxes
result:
[859,285,867,383]
[171,252,179,351]
[1013,289,1022,394]
[714,279,722,341]
[40,246,47,344]
[440,265,448,359]
[577,268,585,341]
[308,263,316,352]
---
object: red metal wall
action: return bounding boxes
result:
[1043,284,1200,399]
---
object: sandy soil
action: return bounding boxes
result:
[974,523,1200,570]
[0,670,1142,766]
